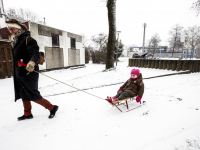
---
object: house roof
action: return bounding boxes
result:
[6,16,28,23]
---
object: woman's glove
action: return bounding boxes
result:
[117,88,121,93]
[26,61,35,72]
[136,97,141,103]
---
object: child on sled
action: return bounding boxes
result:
[107,68,144,103]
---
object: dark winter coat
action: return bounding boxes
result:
[120,73,144,98]
[12,31,42,102]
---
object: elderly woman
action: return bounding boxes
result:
[6,19,58,121]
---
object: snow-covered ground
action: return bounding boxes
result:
[0,57,200,150]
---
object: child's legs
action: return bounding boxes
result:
[115,91,123,98]
[118,92,132,100]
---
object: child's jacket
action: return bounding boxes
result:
[120,73,144,98]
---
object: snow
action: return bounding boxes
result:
[0,57,200,150]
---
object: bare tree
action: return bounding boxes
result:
[148,33,161,57]
[5,8,40,22]
[184,25,200,57]
[191,0,200,16]
[91,33,108,51]
[105,0,116,69]
[6,8,18,18]
[195,45,200,58]
[168,24,184,57]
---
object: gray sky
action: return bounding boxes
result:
[3,0,199,47]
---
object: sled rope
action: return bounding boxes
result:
[30,70,106,101]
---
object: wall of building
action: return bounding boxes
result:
[45,47,64,69]
[29,22,85,70]
[67,32,85,65]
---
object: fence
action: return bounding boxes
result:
[0,41,13,79]
[129,59,200,73]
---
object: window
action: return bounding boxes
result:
[52,34,59,47]
[70,38,76,49]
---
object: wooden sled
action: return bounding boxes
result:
[106,97,146,112]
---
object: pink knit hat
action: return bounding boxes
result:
[131,69,140,76]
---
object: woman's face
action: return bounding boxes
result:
[8,27,19,35]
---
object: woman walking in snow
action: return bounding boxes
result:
[6,19,59,121]
[107,68,144,103]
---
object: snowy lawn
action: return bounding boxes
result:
[0,57,200,150]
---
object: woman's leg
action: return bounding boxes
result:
[18,101,33,121]
[34,98,58,119]
[23,101,32,116]
[118,92,132,100]
[34,98,54,111]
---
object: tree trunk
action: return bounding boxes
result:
[106,0,116,69]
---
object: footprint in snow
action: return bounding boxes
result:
[142,110,149,116]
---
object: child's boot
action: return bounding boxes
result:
[107,96,113,103]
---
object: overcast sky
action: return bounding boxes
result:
[3,0,199,47]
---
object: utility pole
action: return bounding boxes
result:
[142,23,147,53]
[116,31,121,66]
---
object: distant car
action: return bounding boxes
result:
[132,52,154,59]
[132,53,140,58]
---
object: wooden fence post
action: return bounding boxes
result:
[163,60,167,69]
[176,60,182,71]
[198,61,200,72]
[188,61,194,72]
[155,60,159,69]
[141,59,144,67]
[138,59,141,67]
[151,60,155,68]
[148,60,151,68]
[144,59,148,68]
[134,59,138,67]
[194,60,198,73]
[128,58,131,67]
[167,60,172,70]
[172,60,177,71]
[182,60,187,71]
[131,58,135,67]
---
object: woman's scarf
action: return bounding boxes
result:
[11,29,25,48]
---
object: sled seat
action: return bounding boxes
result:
[111,97,146,112]
[112,97,134,104]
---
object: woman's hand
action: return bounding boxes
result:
[26,61,35,72]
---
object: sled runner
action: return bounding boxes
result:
[106,97,146,112]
